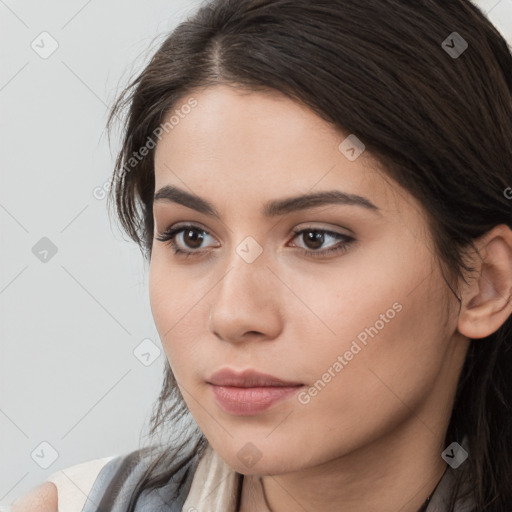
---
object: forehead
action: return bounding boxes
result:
[153,85,406,216]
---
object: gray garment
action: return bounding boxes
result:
[425,465,475,512]
[81,447,476,512]
[80,449,198,512]
[425,436,475,512]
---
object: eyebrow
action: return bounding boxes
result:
[153,185,381,218]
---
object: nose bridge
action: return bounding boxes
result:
[218,238,270,308]
[208,239,282,340]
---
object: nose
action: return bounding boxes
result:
[208,249,283,344]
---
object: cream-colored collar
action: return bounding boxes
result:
[181,444,240,511]
[182,444,271,512]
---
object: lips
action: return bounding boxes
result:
[206,368,304,416]
[206,368,303,388]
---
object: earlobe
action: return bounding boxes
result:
[457,224,512,340]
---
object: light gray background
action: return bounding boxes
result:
[1,0,511,504]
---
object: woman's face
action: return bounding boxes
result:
[149,84,468,475]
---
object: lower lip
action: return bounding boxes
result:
[208,384,303,415]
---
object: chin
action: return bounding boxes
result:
[216,445,303,476]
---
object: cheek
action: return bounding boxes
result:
[289,252,449,412]
[148,256,208,374]
[149,249,207,325]
[303,275,450,437]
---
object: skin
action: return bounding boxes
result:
[149,84,512,512]
[10,481,58,512]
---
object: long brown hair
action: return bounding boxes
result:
[106,1,512,510]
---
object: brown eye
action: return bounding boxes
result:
[181,228,205,249]
[290,228,355,258]
[155,224,217,257]
[301,230,326,250]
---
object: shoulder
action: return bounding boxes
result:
[9,481,58,512]
[9,455,117,512]
[11,444,208,512]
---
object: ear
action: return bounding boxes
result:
[457,224,512,340]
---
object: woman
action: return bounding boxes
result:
[10,0,512,510]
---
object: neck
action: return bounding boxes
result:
[255,420,448,512]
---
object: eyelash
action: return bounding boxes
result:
[155,224,355,260]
